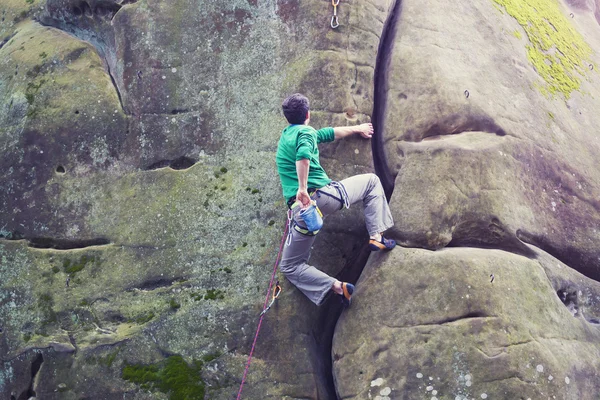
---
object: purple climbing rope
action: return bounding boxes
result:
[236,221,289,399]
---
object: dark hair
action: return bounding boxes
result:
[282,93,309,124]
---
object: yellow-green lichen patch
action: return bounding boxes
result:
[493,0,594,98]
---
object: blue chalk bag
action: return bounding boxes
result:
[300,202,323,232]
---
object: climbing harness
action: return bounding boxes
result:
[330,181,350,209]
[331,0,340,29]
[312,182,349,210]
[236,221,288,400]
[259,281,282,317]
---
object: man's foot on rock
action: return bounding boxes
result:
[368,236,396,251]
[341,282,354,307]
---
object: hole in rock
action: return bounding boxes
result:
[344,107,357,120]
[0,230,24,240]
[105,311,126,323]
[145,160,171,170]
[27,237,110,250]
[420,114,506,141]
[439,311,488,324]
[129,277,180,291]
[72,6,82,16]
[170,108,190,115]
[557,289,579,316]
[95,6,108,17]
[96,2,122,17]
[170,156,196,170]
[56,165,66,174]
[145,156,197,171]
[74,110,79,114]
[81,2,93,17]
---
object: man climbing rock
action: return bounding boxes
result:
[276,93,396,307]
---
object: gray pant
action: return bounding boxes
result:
[279,173,394,305]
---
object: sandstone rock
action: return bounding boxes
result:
[333,247,600,399]
[1,0,387,398]
[378,0,600,281]
[333,0,600,397]
[2,0,600,398]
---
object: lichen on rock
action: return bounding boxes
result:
[492,0,594,97]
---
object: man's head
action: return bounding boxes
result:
[282,93,310,124]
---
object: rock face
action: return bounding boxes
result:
[334,0,600,398]
[1,0,387,398]
[1,0,600,399]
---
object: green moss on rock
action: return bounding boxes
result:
[204,289,225,300]
[122,355,205,400]
[63,255,95,275]
[493,0,594,97]
[169,298,181,310]
[37,292,57,325]
[201,351,221,363]
[99,349,120,368]
[131,311,155,324]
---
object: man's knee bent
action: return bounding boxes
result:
[367,173,383,189]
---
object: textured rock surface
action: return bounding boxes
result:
[379,0,600,280]
[334,247,600,399]
[1,0,600,399]
[1,0,388,399]
[335,0,600,398]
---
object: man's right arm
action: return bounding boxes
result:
[296,158,311,208]
[333,123,374,140]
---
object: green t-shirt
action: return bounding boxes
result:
[276,124,335,201]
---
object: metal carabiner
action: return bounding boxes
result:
[272,282,282,300]
[331,15,339,29]
[331,0,340,29]
[285,209,293,246]
[259,281,282,317]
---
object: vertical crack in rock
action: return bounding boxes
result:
[105,60,126,113]
[313,2,405,398]
[68,333,78,354]
[372,0,403,200]
[18,353,43,400]
[314,243,372,399]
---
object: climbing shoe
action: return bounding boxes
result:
[368,236,396,251]
[341,282,354,307]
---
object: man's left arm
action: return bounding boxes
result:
[333,123,374,140]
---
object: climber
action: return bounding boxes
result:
[276,93,396,307]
